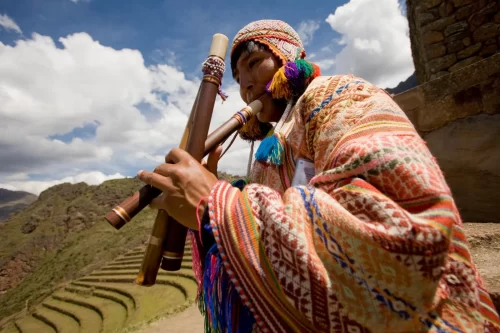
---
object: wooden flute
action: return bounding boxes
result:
[104,31,262,286]
[106,100,262,286]
[104,99,263,230]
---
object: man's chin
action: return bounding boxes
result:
[256,112,269,123]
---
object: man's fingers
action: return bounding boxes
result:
[206,145,223,176]
[137,170,174,193]
[152,163,173,177]
[164,148,192,164]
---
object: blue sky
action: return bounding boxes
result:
[1,0,348,79]
[0,0,414,194]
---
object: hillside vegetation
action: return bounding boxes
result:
[0,171,242,329]
[0,244,197,333]
[0,178,156,322]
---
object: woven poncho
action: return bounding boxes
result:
[194,19,500,333]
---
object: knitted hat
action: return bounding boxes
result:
[230,19,321,141]
[231,19,305,66]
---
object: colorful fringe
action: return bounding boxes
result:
[254,58,322,166]
[254,131,285,166]
[198,243,255,333]
[194,178,255,333]
[189,230,204,296]
[218,86,228,102]
[266,59,321,100]
[238,58,320,144]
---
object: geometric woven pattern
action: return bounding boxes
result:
[208,75,500,332]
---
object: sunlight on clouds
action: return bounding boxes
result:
[4,173,29,181]
[0,31,252,194]
[297,20,320,46]
[0,14,22,34]
[314,59,335,71]
[325,0,414,88]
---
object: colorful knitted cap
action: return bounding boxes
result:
[231,19,305,66]
[231,20,321,141]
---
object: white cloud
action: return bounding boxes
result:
[0,31,253,194]
[0,14,22,34]
[325,0,414,88]
[0,171,126,195]
[314,59,336,71]
[297,20,320,46]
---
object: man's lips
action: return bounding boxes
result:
[248,92,267,104]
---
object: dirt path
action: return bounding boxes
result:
[462,222,500,311]
[138,304,204,333]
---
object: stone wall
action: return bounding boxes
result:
[393,53,500,222]
[406,0,500,83]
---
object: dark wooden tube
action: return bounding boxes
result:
[105,185,161,230]
[104,99,262,231]
[134,86,202,286]
[135,209,170,286]
[159,76,221,271]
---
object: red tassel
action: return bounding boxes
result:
[312,63,321,78]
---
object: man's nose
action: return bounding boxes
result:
[240,73,254,100]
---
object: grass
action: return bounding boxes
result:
[15,315,55,333]
[0,178,158,322]
[42,298,102,333]
[81,281,189,328]
[0,323,18,333]
[71,282,137,309]
[41,303,82,328]
[54,290,127,333]
[0,208,156,322]
[0,178,201,332]
[34,306,80,333]
[0,243,199,333]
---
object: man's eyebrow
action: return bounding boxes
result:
[233,51,253,78]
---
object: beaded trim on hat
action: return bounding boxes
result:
[230,19,303,63]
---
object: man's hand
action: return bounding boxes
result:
[136,148,218,230]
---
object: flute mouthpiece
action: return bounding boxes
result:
[247,99,263,115]
[209,34,229,59]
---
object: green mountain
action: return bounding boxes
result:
[0,189,38,221]
[0,178,158,322]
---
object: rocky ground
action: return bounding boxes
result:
[462,222,500,310]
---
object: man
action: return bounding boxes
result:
[137,20,500,332]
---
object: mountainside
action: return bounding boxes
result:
[0,244,197,333]
[0,189,37,221]
[0,177,157,321]
[385,72,418,95]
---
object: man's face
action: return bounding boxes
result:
[234,44,285,123]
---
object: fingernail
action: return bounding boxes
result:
[137,170,144,178]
